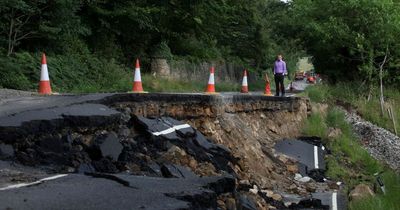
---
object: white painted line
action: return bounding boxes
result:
[0,174,68,191]
[332,192,338,210]
[0,181,42,191]
[39,174,68,181]
[314,146,319,169]
[173,124,191,130]
[152,124,191,136]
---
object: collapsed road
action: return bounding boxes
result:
[0,91,346,209]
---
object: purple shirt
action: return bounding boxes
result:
[274,60,287,74]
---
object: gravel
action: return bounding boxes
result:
[0,89,35,100]
[344,109,400,171]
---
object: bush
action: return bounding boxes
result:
[0,52,132,93]
[304,84,330,103]
[0,52,38,90]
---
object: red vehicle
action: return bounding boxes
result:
[306,71,316,83]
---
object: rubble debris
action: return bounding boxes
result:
[134,116,236,175]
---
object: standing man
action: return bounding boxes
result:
[273,54,287,96]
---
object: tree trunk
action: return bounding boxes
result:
[7,18,14,56]
[379,49,388,116]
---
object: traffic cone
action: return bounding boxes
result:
[38,53,52,95]
[132,59,144,93]
[264,73,273,96]
[241,69,249,93]
[264,82,273,96]
[205,67,216,94]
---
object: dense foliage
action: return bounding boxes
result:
[0,0,399,91]
[288,0,400,86]
[0,0,302,91]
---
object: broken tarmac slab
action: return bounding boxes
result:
[275,139,326,181]
[134,116,236,174]
[0,172,235,210]
[0,144,14,159]
[312,192,347,210]
[0,103,121,142]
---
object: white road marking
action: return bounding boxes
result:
[332,192,338,210]
[314,146,319,169]
[152,124,191,136]
[0,174,68,191]
[39,174,68,181]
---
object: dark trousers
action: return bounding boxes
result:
[274,73,285,96]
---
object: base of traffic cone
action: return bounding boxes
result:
[38,81,52,95]
[205,84,216,94]
[264,82,272,96]
[132,81,144,92]
[241,86,249,93]
[129,91,148,94]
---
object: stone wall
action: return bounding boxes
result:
[151,59,260,83]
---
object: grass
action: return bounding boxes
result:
[349,171,400,210]
[302,84,400,210]
[303,83,400,135]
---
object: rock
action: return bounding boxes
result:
[90,132,123,161]
[289,184,297,190]
[271,193,282,202]
[327,127,342,139]
[277,155,290,164]
[160,164,198,179]
[249,185,258,195]
[305,182,317,193]
[238,179,252,191]
[287,164,298,173]
[217,199,226,210]
[189,159,198,168]
[0,143,14,159]
[294,174,311,183]
[238,194,257,210]
[226,198,236,210]
[261,190,282,202]
[349,184,375,201]
[77,163,96,174]
[118,128,131,137]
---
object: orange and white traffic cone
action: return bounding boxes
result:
[38,53,52,95]
[241,69,249,93]
[264,73,273,96]
[132,59,144,93]
[264,82,273,96]
[205,67,216,94]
